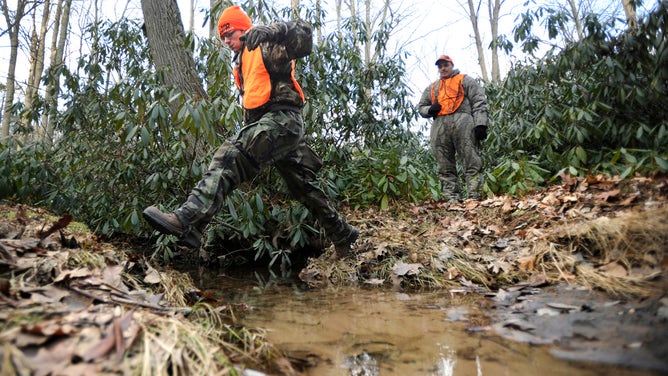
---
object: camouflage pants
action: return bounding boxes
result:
[430,112,483,201]
[174,110,353,244]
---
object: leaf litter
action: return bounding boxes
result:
[302,173,668,373]
[0,205,297,375]
[1,173,667,374]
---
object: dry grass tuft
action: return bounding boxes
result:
[536,206,668,297]
[556,207,668,263]
[67,248,108,270]
[118,304,281,376]
[158,269,197,307]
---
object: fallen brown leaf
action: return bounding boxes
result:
[144,265,162,284]
[53,268,93,283]
[80,312,131,362]
[392,262,423,277]
[517,255,536,271]
[598,262,628,278]
[502,197,513,213]
[596,189,620,202]
[28,336,79,376]
[38,215,73,241]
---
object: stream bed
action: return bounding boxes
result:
[183,266,661,375]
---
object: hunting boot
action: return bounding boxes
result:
[331,224,360,260]
[465,175,484,201]
[142,206,202,249]
[440,181,462,204]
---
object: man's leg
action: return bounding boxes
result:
[275,144,358,259]
[431,122,462,202]
[455,119,484,200]
[143,139,259,248]
[144,110,307,248]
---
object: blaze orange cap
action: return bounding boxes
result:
[435,55,454,65]
[217,5,252,39]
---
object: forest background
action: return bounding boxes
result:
[0,0,666,266]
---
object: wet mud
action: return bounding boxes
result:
[190,267,667,375]
[488,282,668,374]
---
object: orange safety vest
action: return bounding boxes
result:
[430,74,465,116]
[234,47,305,110]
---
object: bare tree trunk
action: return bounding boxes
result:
[375,0,389,63]
[32,0,50,102]
[364,0,370,65]
[1,0,28,138]
[189,0,195,33]
[291,0,299,19]
[567,0,584,40]
[25,13,39,126]
[366,0,389,63]
[488,0,501,82]
[336,0,342,33]
[91,0,100,69]
[55,0,72,66]
[209,0,215,38]
[41,0,63,143]
[140,0,206,100]
[209,0,222,38]
[315,0,322,43]
[621,0,637,29]
[346,0,362,59]
[42,0,71,142]
[467,0,489,83]
[25,0,51,138]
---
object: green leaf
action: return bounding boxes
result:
[227,199,238,220]
[568,166,578,175]
[380,194,389,210]
[620,165,633,179]
[654,156,668,171]
[131,210,139,226]
[140,126,150,146]
[575,146,587,163]
[126,125,139,142]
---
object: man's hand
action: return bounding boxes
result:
[427,103,442,116]
[244,25,273,51]
[474,125,488,141]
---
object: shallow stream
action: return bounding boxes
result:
[183,266,657,376]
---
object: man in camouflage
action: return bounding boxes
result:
[143,5,358,259]
[418,55,489,202]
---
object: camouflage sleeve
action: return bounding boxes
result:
[268,19,313,60]
[417,83,435,119]
[463,76,489,127]
[283,19,313,59]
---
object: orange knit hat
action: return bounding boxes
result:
[217,5,252,39]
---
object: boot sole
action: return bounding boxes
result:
[177,228,202,249]
[340,227,359,245]
[332,227,359,259]
[142,207,184,237]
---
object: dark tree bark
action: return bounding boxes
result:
[140,0,206,100]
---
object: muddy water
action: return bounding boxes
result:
[184,267,655,376]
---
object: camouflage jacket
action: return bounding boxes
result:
[417,68,489,128]
[235,19,313,123]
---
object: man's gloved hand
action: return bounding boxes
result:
[474,125,488,141]
[244,25,274,51]
[427,103,442,116]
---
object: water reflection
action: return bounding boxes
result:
[183,266,654,376]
